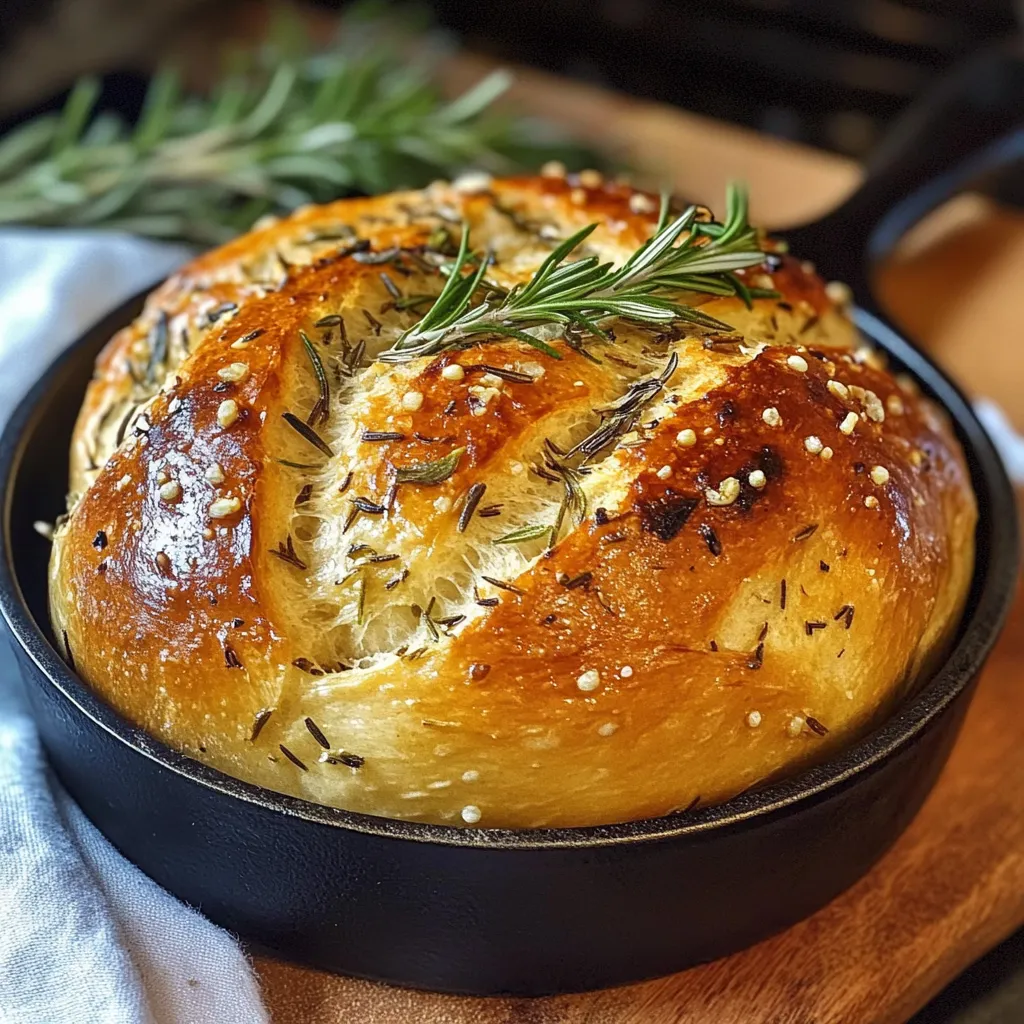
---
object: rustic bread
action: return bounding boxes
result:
[49,171,977,828]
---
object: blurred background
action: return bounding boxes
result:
[0,2,1022,1022]
[1,0,1022,159]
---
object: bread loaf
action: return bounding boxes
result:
[49,172,977,827]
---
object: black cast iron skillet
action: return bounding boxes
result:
[0,44,1021,998]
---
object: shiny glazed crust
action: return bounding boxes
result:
[49,172,977,828]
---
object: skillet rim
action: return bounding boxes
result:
[0,292,1017,851]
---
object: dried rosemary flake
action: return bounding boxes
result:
[250,708,274,742]
[350,496,386,514]
[560,571,593,590]
[269,535,306,570]
[458,482,486,532]
[206,302,238,325]
[472,364,536,384]
[362,309,383,334]
[361,430,405,442]
[282,412,334,456]
[805,716,829,736]
[435,614,466,628]
[422,607,441,643]
[304,717,331,749]
[480,574,524,595]
[354,248,399,267]
[278,745,308,771]
[834,604,855,629]
[384,569,409,590]
[699,523,722,557]
[320,751,365,769]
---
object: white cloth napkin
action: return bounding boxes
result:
[0,229,269,1024]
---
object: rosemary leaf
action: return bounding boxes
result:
[394,447,465,485]
[495,524,549,545]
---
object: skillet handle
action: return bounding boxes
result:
[785,38,1024,292]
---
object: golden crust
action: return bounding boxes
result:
[50,173,976,828]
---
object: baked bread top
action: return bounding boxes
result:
[49,171,976,828]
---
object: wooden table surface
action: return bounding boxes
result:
[251,57,1024,1024]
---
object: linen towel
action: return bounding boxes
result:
[0,229,269,1024]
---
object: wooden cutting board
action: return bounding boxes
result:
[165,25,1022,1023]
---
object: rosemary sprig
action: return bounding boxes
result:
[0,8,589,244]
[379,185,769,363]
